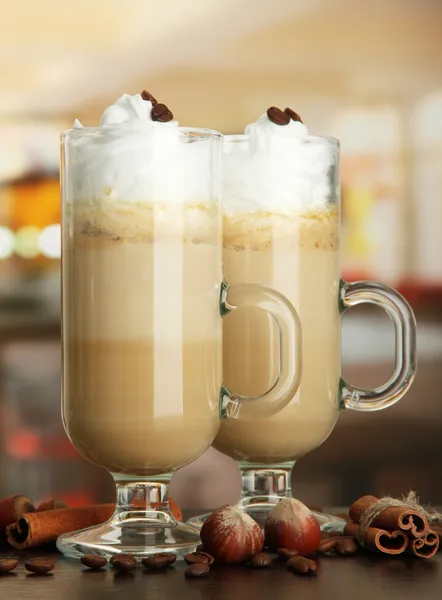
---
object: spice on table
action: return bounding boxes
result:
[249,552,272,568]
[315,538,337,554]
[0,495,35,531]
[408,530,439,558]
[335,537,358,555]
[0,558,19,573]
[110,554,137,572]
[185,563,210,578]
[344,520,408,555]
[286,556,318,575]
[80,555,108,570]
[141,553,177,569]
[6,504,114,550]
[349,494,430,538]
[36,499,68,512]
[184,551,214,566]
[277,548,299,561]
[24,558,55,574]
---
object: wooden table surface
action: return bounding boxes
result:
[1,515,441,600]
[0,546,440,600]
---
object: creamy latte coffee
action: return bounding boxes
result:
[213,114,341,464]
[62,94,222,477]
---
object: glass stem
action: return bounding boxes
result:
[239,463,293,507]
[112,476,177,525]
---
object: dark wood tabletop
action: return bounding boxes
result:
[1,528,441,600]
[0,546,440,600]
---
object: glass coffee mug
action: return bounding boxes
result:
[57,125,302,559]
[190,133,416,530]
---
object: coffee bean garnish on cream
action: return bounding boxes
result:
[266,106,290,126]
[141,90,158,105]
[151,103,174,123]
[284,107,303,123]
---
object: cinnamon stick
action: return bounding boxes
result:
[349,495,428,538]
[430,523,442,550]
[408,530,439,559]
[0,495,35,530]
[36,499,68,512]
[6,504,114,550]
[6,498,182,550]
[344,520,408,555]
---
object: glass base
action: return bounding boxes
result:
[57,517,201,560]
[188,464,345,534]
[57,479,200,560]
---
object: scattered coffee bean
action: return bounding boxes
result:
[335,537,358,555]
[185,563,210,579]
[277,548,299,562]
[184,551,214,567]
[316,538,337,555]
[80,555,107,570]
[284,107,303,123]
[24,558,55,575]
[287,556,318,576]
[0,558,19,573]
[249,552,272,568]
[110,554,137,572]
[151,103,174,122]
[142,552,176,569]
[267,106,290,126]
[141,90,158,105]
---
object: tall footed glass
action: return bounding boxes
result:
[190,133,416,531]
[57,125,302,559]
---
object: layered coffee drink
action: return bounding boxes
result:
[213,111,341,464]
[62,94,222,477]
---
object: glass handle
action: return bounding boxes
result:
[219,281,302,419]
[340,279,417,411]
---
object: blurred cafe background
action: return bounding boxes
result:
[0,0,441,510]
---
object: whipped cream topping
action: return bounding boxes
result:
[67,94,214,205]
[223,111,338,215]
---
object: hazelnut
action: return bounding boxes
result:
[200,504,264,565]
[265,498,321,556]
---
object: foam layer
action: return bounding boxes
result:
[224,112,339,215]
[67,94,216,205]
[69,200,220,245]
[223,207,339,250]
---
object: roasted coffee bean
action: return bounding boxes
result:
[110,554,137,572]
[277,548,299,562]
[249,552,272,568]
[267,106,290,126]
[80,554,107,570]
[287,556,318,575]
[184,551,214,567]
[141,90,158,105]
[335,537,358,555]
[0,558,19,573]
[151,103,174,122]
[24,558,55,575]
[185,563,210,578]
[284,107,303,122]
[316,538,337,554]
[142,552,176,569]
